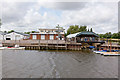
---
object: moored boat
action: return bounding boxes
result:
[0,47,25,50]
[93,50,107,54]
[93,50,120,56]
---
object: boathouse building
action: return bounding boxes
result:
[67,31,99,42]
[30,28,65,40]
[4,32,29,40]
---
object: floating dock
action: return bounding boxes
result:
[94,51,120,56]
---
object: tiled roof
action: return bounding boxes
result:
[76,31,99,37]
[13,31,29,36]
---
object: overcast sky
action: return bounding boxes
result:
[0,0,119,34]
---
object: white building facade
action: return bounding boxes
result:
[4,32,29,40]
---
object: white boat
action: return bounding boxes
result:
[103,54,120,56]
[0,47,25,50]
[101,52,120,56]
[0,47,6,50]
[93,51,106,54]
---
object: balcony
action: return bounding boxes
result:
[77,39,105,43]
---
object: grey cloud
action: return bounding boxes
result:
[53,2,87,10]
[1,2,118,34]
[2,2,36,23]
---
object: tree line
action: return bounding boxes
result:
[98,32,120,39]
[3,30,37,34]
[66,25,120,39]
[66,25,93,36]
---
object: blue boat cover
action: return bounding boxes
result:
[89,46,95,48]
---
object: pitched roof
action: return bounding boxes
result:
[7,31,29,36]
[76,31,99,37]
[67,32,81,38]
[67,31,99,38]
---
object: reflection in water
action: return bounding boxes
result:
[2,50,118,78]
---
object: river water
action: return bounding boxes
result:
[2,50,118,78]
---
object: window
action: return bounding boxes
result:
[50,34,54,40]
[32,35,37,39]
[6,38,11,40]
[41,34,45,40]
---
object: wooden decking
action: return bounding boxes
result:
[1,40,117,50]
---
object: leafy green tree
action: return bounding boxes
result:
[99,34,104,38]
[112,33,118,39]
[24,32,30,34]
[118,31,120,39]
[88,29,89,32]
[67,25,75,35]
[4,31,7,33]
[79,25,87,32]
[67,25,87,35]
[31,31,35,33]
[74,25,79,33]
[90,28,93,32]
[8,30,14,33]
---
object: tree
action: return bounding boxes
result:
[88,29,89,32]
[67,25,75,35]
[74,25,79,33]
[31,31,35,33]
[79,25,87,32]
[90,28,93,32]
[118,31,120,39]
[112,33,118,39]
[99,34,104,38]
[104,32,112,38]
[24,32,30,34]
[66,25,87,35]
[8,30,14,33]
[4,31,7,33]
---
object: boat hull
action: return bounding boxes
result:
[0,47,25,50]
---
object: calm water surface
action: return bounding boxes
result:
[2,50,118,78]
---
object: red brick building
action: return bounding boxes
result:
[30,29,65,40]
